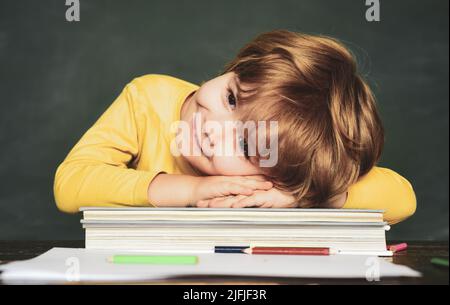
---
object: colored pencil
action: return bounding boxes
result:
[214,246,248,253]
[243,247,334,255]
[107,255,198,265]
[431,257,449,268]
[388,242,408,253]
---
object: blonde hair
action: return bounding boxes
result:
[223,30,384,207]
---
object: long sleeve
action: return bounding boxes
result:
[54,82,160,213]
[343,167,417,225]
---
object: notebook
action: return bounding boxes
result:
[80,207,393,256]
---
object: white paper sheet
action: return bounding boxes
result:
[0,247,421,284]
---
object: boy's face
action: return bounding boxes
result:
[178,72,263,176]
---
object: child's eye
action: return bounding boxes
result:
[239,136,250,159]
[228,91,237,110]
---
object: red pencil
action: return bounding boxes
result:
[243,247,335,256]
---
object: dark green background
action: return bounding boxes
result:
[0,0,448,240]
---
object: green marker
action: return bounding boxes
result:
[431,257,449,268]
[108,255,198,265]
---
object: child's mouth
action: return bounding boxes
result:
[193,112,204,155]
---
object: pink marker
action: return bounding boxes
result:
[388,243,408,253]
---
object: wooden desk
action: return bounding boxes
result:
[0,240,448,285]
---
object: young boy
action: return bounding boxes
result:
[54,30,416,224]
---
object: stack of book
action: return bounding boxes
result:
[80,207,392,256]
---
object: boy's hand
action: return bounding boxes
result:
[196,187,298,208]
[193,175,273,204]
[196,188,348,209]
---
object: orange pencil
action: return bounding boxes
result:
[243,247,335,256]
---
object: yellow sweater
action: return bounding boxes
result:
[54,74,417,224]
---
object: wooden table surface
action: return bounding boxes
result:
[0,240,448,285]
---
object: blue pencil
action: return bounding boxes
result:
[214,246,248,253]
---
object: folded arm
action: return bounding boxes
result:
[344,167,417,225]
[195,166,417,225]
[54,82,160,213]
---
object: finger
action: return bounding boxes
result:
[207,198,229,208]
[223,182,254,196]
[222,176,272,191]
[238,179,273,191]
[208,196,229,207]
[259,202,273,208]
[196,200,209,208]
[209,195,246,208]
[243,175,271,182]
[231,194,265,208]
